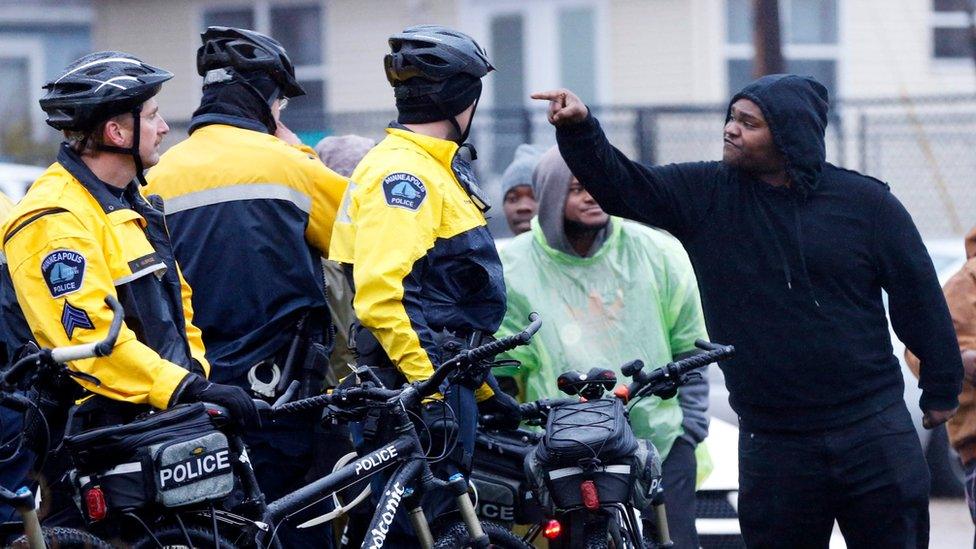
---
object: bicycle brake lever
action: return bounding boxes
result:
[490,359,521,369]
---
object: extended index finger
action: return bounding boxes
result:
[530,90,567,104]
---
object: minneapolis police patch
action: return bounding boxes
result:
[382,173,427,211]
[41,250,86,298]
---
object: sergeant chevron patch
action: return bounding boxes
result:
[61,301,94,340]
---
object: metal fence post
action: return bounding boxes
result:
[857,111,868,173]
[521,107,533,146]
[635,107,656,166]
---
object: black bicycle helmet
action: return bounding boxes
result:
[40,51,172,132]
[197,26,305,98]
[385,25,494,86]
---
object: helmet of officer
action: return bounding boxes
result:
[385,25,494,126]
[197,26,305,98]
[40,51,172,132]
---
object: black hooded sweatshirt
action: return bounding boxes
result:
[556,74,963,432]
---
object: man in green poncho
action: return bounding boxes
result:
[495,146,709,548]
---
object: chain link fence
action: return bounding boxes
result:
[165,95,976,239]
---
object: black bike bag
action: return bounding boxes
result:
[535,398,638,468]
[63,403,235,518]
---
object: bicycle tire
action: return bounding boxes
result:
[129,524,238,549]
[584,524,611,549]
[431,520,530,549]
[10,526,113,548]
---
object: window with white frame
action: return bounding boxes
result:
[931,0,974,60]
[726,0,838,98]
[202,2,326,128]
[464,0,608,108]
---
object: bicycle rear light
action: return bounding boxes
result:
[580,479,600,511]
[84,486,107,522]
[543,518,562,539]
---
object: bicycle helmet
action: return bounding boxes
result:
[41,51,172,186]
[197,26,305,98]
[385,25,493,86]
[385,25,494,142]
[40,51,172,132]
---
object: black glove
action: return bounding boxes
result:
[176,375,261,428]
[478,390,522,431]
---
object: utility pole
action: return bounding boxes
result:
[967,0,976,80]
[753,0,785,77]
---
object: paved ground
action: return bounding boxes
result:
[929,499,972,549]
[826,498,971,548]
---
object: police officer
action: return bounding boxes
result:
[145,27,345,547]
[0,51,260,522]
[1,51,258,420]
[329,25,520,544]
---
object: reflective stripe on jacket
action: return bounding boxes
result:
[145,123,346,382]
[1,144,208,409]
[330,127,505,398]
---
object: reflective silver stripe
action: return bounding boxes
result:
[0,250,6,266]
[56,57,142,83]
[164,184,312,215]
[78,461,143,485]
[547,464,631,480]
[336,179,357,223]
[114,262,166,286]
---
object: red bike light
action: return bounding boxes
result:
[543,518,562,539]
[85,486,107,522]
[613,385,630,403]
[580,479,600,511]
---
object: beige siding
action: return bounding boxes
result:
[328,0,458,113]
[609,0,724,105]
[93,0,200,122]
[842,0,976,99]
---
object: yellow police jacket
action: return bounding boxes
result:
[145,124,346,382]
[1,145,209,409]
[330,127,506,398]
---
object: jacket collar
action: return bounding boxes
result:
[385,124,459,166]
[57,143,139,215]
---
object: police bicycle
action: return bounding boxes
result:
[0,296,124,549]
[475,340,735,548]
[40,312,543,548]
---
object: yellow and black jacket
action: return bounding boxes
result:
[145,123,346,383]
[0,144,209,409]
[330,126,506,398]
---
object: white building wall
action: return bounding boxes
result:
[840,0,975,98]
[328,0,457,113]
[609,0,725,105]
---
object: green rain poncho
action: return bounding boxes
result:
[495,216,708,458]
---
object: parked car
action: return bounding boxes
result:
[0,161,45,201]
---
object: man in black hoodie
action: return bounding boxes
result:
[534,75,963,548]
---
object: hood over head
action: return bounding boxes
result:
[966,225,976,259]
[314,134,376,177]
[728,74,829,197]
[533,146,610,257]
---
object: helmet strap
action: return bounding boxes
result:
[96,105,148,185]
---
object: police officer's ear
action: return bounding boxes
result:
[101,114,132,148]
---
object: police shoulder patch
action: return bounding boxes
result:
[381,173,427,211]
[61,301,94,340]
[41,249,86,298]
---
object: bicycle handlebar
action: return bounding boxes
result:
[628,339,735,399]
[0,295,125,389]
[273,314,543,417]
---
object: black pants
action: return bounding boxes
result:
[738,401,930,549]
[242,413,336,549]
[661,437,699,549]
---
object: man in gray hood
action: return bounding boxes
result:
[497,147,710,547]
